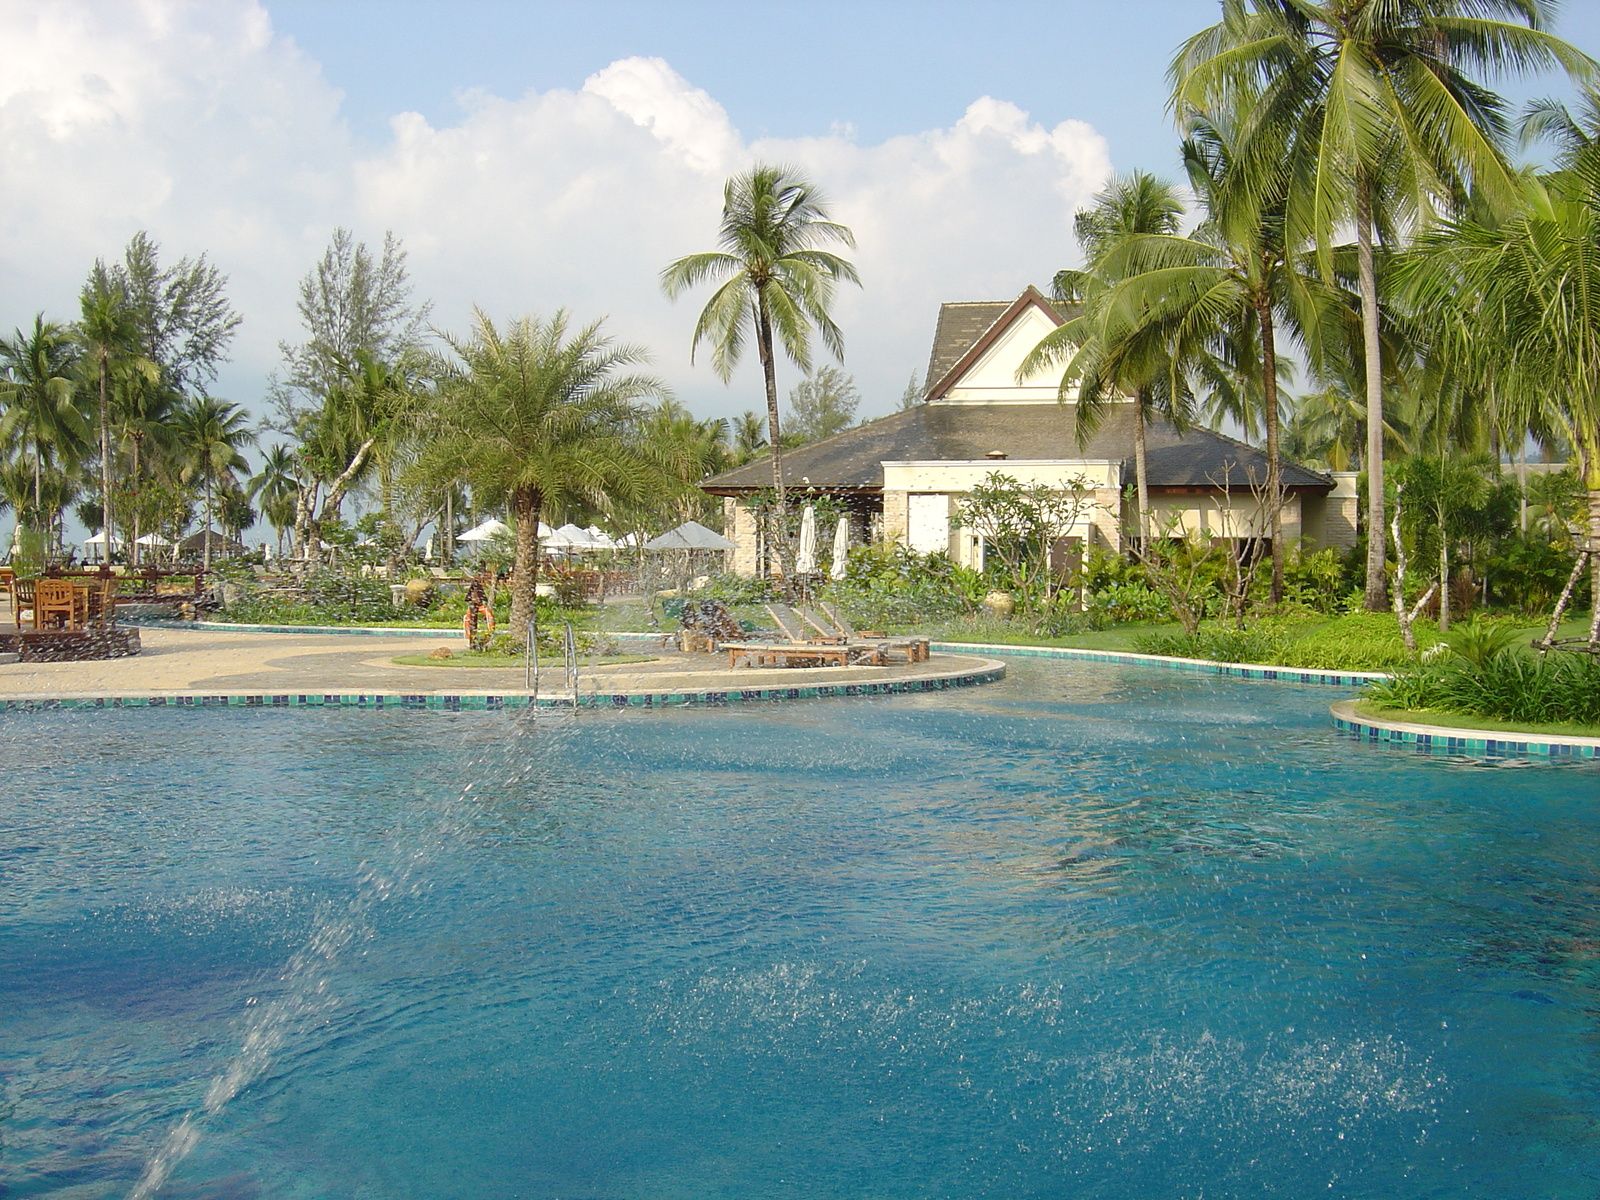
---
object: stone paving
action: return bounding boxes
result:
[0,623,1000,703]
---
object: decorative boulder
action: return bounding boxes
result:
[428,646,453,660]
[404,577,435,607]
[982,590,1016,620]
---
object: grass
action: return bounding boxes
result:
[390,652,656,669]
[1352,698,1600,741]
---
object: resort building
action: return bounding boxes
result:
[702,286,1358,576]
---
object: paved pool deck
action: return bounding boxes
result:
[0,624,1004,710]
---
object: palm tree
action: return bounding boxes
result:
[174,397,255,567]
[79,269,154,563]
[412,309,667,641]
[1400,160,1600,639]
[661,164,859,564]
[0,316,88,538]
[1172,0,1594,611]
[1070,119,1334,600]
[248,444,301,557]
[1022,172,1197,545]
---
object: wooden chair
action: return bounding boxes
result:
[11,576,34,629]
[33,578,87,630]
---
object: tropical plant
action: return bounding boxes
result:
[661,164,860,560]
[1172,0,1593,611]
[0,317,87,538]
[79,267,157,559]
[411,309,667,641]
[1023,171,1198,545]
[173,396,255,567]
[248,444,301,556]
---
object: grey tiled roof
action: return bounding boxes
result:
[922,302,1011,396]
[700,402,1332,493]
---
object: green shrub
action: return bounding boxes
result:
[1370,649,1600,728]
[1134,623,1289,664]
[1271,612,1424,672]
[1088,582,1170,624]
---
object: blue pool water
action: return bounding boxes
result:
[2,659,1597,1199]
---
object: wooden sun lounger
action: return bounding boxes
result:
[813,600,932,663]
[721,641,885,669]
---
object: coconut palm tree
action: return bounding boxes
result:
[0,316,88,539]
[661,164,859,558]
[1171,0,1594,610]
[1067,119,1337,599]
[411,309,667,641]
[248,444,301,557]
[79,268,156,563]
[174,397,254,567]
[1022,172,1197,546]
[1400,158,1600,640]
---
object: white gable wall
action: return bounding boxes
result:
[939,304,1074,404]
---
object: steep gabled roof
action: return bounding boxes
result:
[922,302,1012,395]
[700,402,1333,494]
[924,286,1066,401]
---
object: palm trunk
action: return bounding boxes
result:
[1438,528,1450,632]
[1587,466,1600,645]
[1133,392,1151,549]
[203,477,213,570]
[98,352,114,565]
[509,484,543,647]
[130,432,142,567]
[444,488,455,565]
[1257,292,1284,604]
[754,288,787,578]
[1357,176,1387,612]
[291,483,313,562]
[307,437,377,565]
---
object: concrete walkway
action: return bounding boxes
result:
[0,624,1001,704]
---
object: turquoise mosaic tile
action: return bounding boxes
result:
[931,641,1386,688]
[1331,708,1600,761]
[0,662,1007,716]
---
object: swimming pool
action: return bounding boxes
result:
[2,658,1596,1198]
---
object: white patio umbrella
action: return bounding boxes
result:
[793,505,818,575]
[584,525,618,550]
[829,516,850,581]
[545,523,597,550]
[134,532,173,547]
[456,518,511,543]
[642,521,736,551]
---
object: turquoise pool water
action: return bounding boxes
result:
[2,659,1596,1199]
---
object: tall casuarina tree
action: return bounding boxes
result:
[1171,0,1593,611]
[79,269,148,561]
[661,164,859,568]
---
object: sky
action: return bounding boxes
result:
[2,0,1598,457]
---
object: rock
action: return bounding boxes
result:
[428,646,453,660]
[982,590,1016,620]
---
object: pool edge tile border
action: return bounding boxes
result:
[1329,698,1600,760]
[929,641,1389,688]
[0,658,1007,714]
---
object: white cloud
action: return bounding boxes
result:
[0,0,1112,426]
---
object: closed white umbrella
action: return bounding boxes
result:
[794,505,818,575]
[829,516,850,581]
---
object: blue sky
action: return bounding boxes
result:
[0,0,1596,461]
[272,0,1600,176]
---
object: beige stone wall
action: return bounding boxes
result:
[1301,473,1359,551]
[882,490,909,547]
[725,497,762,577]
[1090,487,1123,552]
